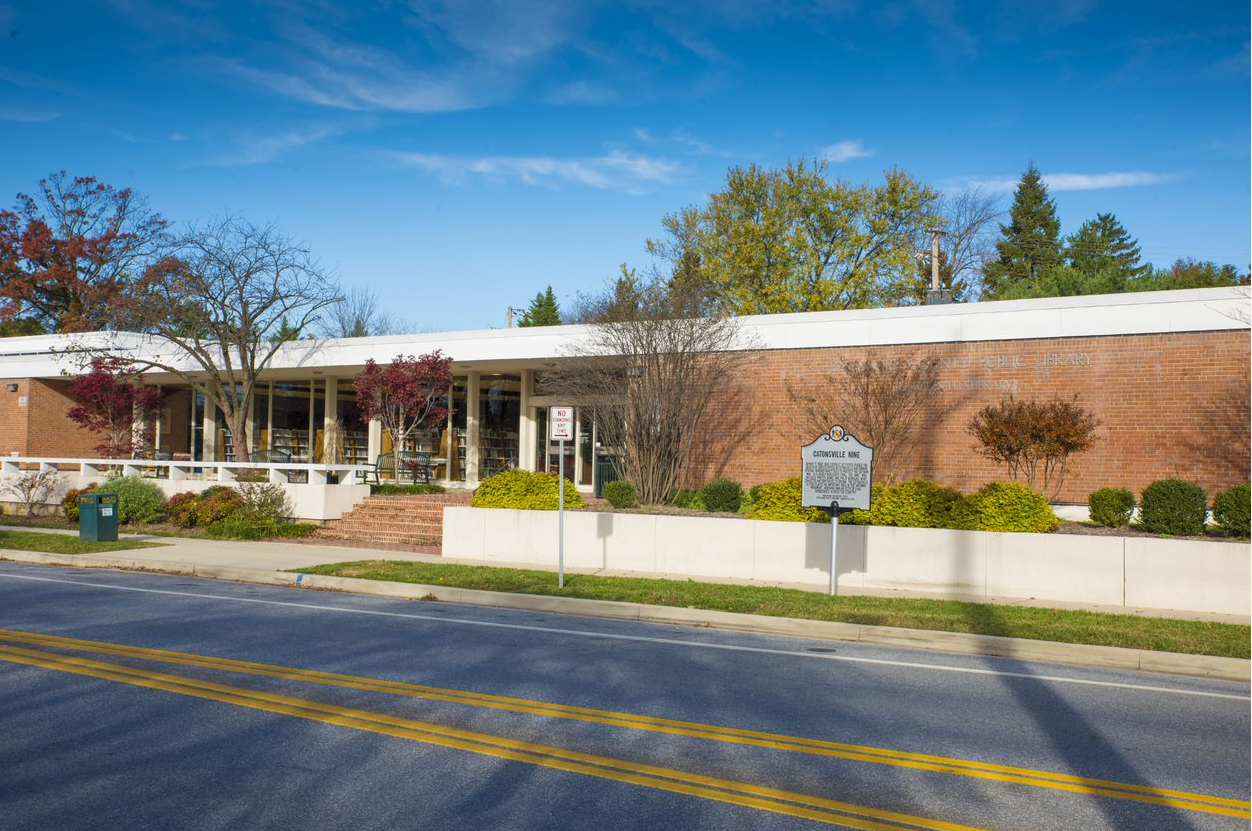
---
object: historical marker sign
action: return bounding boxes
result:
[801,425,874,511]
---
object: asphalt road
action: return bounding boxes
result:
[0,561,1247,830]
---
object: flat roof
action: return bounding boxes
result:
[1,286,1247,381]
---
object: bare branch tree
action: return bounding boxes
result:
[0,469,63,515]
[789,349,942,484]
[102,216,342,459]
[319,284,408,338]
[548,278,754,505]
[940,188,1001,297]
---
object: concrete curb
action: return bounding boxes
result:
[3,550,1248,683]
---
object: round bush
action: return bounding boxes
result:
[1088,487,1135,528]
[472,469,584,510]
[1139,479,1207,536]
[745,478,830,523]
[603,480,638,509]
[102,475,168,524]
[951,482,1058,533]
[1211,484,1250,538]
[700,478,743,513]
[239,481,293,522]
[62,484,99,522]
[194,487,246,526]
[872,480,964,528]
[166,491,200,527]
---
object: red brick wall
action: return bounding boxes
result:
[685,330,1251,502]
[0,378,30,457]
[26,379,102,457]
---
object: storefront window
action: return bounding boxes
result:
[479,374,520,478]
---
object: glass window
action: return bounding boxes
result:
[479,374,520,478]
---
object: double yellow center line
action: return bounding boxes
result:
[0,628,1245,824]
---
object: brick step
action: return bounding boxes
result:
[315,492,471,549]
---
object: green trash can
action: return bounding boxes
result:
[79,493,120,542]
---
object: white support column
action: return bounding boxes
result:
[323,376,337,463]
[169,465,187,482]
[121,462,141,477]
[81,462,101,477]
[1,459,18,476]
[367,418,382,463]
[216,465,237,483]
[202,395,217,462]
[465,371,480,484]
[519,369,535,471]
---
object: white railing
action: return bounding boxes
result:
[1,456,370,487]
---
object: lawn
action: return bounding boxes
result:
[0,529,169,556]
[293,560,1251,659]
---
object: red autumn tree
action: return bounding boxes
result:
[67,357,165,458]
[354,352,453,478]
[0,172,168,332]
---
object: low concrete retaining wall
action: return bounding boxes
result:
[442,507,1251,617]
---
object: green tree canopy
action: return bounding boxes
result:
[1066,213,1148,288]
[647,159,939,315]
[519,286,562,327]
[981,164,1062,300]
[1141,258,1250,291]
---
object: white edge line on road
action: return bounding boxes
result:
[0,569,1246,702]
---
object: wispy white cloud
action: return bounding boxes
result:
[0,108,60,122]
[394,149,682,193]
[821,139,872,162]
[210,125,343,167]
[954,171,1175,192]
[545,80,615,105]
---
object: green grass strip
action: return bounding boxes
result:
[0,530,169,556]
[292,560,1250,660]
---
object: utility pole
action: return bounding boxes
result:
[507,306,514,328]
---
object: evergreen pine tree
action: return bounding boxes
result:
[1065,213,1148,289]
[981,164,1062,300]
[519,286,562,327]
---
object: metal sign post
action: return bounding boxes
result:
[800,425,874,597]
[549,406,575,589]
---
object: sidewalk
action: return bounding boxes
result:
[4,525,1246,625]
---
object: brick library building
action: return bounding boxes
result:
[1,287,1247,505]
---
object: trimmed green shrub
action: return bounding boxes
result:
[1088,487,1135,528]
[1139,479,1207,536]
[370,483,447,495]
[746,478,830,524]
[471,469,584,510]
[238,482,293,522]
[839,483,886,526]
[737,487,755,515]
[951,482,1058,533]
[204,516,319,540]
[872,480,964,528]
[167,491,200,527]
[1211,484,1249,538]
[102,475,167,524]
[194,487,246,526]
[701,478,743,513]
[62,483,99,522]
[603,480,638,509]
[670,489,706,511]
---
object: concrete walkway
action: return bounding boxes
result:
[2,524,1247,625]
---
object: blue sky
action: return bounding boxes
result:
[1,1,1247,331]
